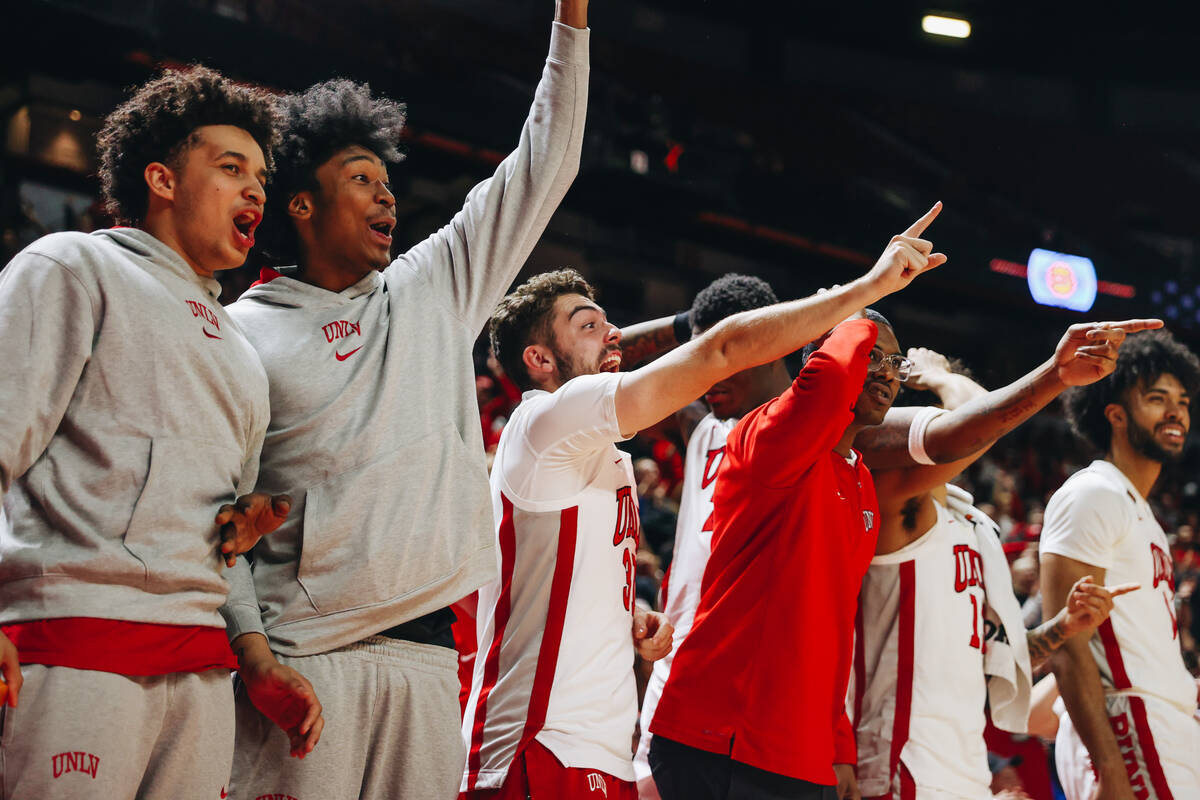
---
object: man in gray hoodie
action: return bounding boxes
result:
[0,67,312,799]
[219,1,590,797]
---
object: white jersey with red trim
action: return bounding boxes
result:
[1041,460,1195,710]
[850,496,994,800]
[461,373,639,791]
[1041,459,1200,796]
[634,413,736,787]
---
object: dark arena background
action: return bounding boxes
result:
[4,2,1200,795]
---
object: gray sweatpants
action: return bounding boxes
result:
[0,664,234,799]
[230,635,463,800]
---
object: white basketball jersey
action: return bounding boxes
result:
[850,497,995,799]
[1041,460,1197,715]
[634,413,736,785]
[461,373,640,791]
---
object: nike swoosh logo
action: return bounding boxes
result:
[335,346,363,361]
[220,789,228,799]
[203,328,222,340]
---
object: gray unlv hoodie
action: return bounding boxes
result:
[220,22,589,656]
[0,228,269,628]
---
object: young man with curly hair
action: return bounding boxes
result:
[1041,330,1200,799]
[217,2,590,796]
[464,205,946,800]
[0,67,312,799]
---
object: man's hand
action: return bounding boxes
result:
[0,631,21,708]
[632,606,673,662]
[1053,320,1164,387]
[1059,576,1139,638]
[834,763,861,800]
[864,202,948,296]
[234,634,323,758]
[904,347,953,392]
[216,493,292,567]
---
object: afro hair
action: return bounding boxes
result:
[97,66,280,225]
[1063,328,1200,454]
[256,79,407,265]
[689,273,779,333]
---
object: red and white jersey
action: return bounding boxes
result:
[462,373,640,791]
[1041,460,1197,715]
[850,496,995,799]
[634,413,736,787]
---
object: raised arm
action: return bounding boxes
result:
[394,1,590,331]
[614,204,948,437]
[619,313,685,369]
[860,319,1163,471]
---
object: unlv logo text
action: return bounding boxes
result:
[612,486,640,547]
[953,544,985,593]
[1108,711,1152,799]
[185,299,220,330]
[322,320,361,343]
[52,751,99,780]
[1150,543,1175,592]
[700,446,726,490]
[587,771,609,796]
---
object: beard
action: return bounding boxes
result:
[1126,414,1186,464]
[550,340,616,386]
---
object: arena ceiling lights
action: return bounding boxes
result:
[921,14,972,39]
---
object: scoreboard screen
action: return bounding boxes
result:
[1027,248,1097,312]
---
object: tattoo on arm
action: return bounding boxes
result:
[620,321,679,368]
[1026,618,1068,669]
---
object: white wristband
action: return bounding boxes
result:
[907,406,950,465]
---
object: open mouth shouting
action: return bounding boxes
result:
[599,349,622,373]
[368,216,396,247]
[232,208,262,250]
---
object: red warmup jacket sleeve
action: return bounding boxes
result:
[732,318,877,488]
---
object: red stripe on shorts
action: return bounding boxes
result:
[1128,695,1174,800]
[888,560,916,796]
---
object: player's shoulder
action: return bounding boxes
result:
[12,231,106,269]
[1051,461,1131,508]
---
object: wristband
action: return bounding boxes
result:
[907,406,949,465]
[673,310,693,343]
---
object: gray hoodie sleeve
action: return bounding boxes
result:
[221,555,267,642]
[0,252,96,496]
[388,22,590,334]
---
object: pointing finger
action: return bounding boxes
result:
[900,201,943,238]
[1106,582,1140,597]
[1102,319,1165,334]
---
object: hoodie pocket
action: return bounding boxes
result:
[296,422,492,615]
[123,437,241,590]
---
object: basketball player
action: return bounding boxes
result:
[466,203,948,799]
[0,68,304,799]
[219,4,591,797]
[1041,330,1200,799]
[850,331,1153,800]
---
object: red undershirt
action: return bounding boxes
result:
[2,618,237,675]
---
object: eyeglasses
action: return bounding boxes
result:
[868,349,912,382]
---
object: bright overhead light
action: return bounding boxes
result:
[922,14,971,39]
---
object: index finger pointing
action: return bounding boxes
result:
[1106,582,1141,597]
[901,201,943,238]
[1101,319,1164,334]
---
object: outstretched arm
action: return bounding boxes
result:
[1026,575,1137,670]
[614,203,948,437]
[619,314,684,369]
[861,319,1163,471]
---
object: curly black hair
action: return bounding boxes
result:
[97,66,280,225]
[256,79,407,265]
[1064,328,1200,454]
[690,273,779,333]
[490,269,595,391]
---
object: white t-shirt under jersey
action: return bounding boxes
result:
[1040,459,1196,715]
[850,497,994,799]
[461,372,640,791]
[634,413,736,784]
